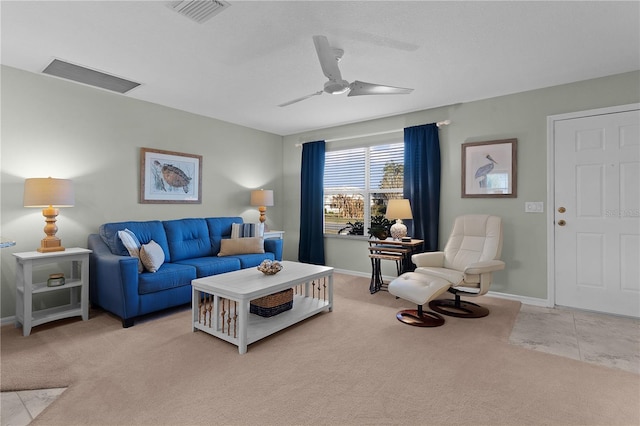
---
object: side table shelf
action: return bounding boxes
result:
[13,248,92,336]
[263,230,284,240]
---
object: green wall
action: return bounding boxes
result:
[0,66,283,318]
[1,65,638,320]
[282,71,640,301]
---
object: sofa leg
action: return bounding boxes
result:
[122,318,134,328]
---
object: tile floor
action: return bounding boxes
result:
[2,304,638,426]
[1,388,66,426]
[509,304,640,374]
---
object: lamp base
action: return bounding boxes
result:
[258,206,266,223]
[37,207,66,252]
[390,220,407,240]
[37,237,65,253]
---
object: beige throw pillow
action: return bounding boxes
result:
[139,240,165,272]
[218,237,265,256]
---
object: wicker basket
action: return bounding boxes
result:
[250,288,293,317]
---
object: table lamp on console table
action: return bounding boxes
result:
[250,189,274,227]
[386,199,413,240]
[24,177,75,252]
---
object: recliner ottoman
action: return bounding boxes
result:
[388,272,451,327]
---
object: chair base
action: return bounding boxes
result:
[395,309,445,327]
[429,298,490,318]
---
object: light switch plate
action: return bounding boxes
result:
[525,202,544,213]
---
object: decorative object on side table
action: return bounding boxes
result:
[47,273,65,287]
[23,177,75,252]
[386,199,413,240]
[0,237,16,248]
[250,189,274,226]
[257,259,282,275]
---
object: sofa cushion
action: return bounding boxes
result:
[231,252,276,268]
[175,256,241,277]
[163,218,212,262]
[117,229,143,273]
[206,217,243,255]
[138,263,197,295]
[218,237,264,256]
[99,221,171,261]
[140,240,165,272]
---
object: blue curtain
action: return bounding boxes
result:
[298,140,326,265]
[404,124,441,252]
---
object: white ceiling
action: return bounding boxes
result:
[2,1,639,136]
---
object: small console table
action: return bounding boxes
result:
[13,248,91,336]
[368,238,424,294]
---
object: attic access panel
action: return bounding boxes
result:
[42,59,141,94]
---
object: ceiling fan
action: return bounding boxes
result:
[278,35,413,107]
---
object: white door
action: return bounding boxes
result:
[554,107,640,317]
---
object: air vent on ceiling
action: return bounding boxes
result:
[42,59,141,94]
[169,0,230,24]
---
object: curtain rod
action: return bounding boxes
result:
[295,120,450,147]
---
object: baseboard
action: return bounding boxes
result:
[333,268,370,279]
[1,315,16,326]
[487,290,551,307]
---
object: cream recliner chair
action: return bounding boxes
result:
[388,215,505,326]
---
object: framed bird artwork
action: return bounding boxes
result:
[462,139,517,198]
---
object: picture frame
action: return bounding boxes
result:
[140,148,202,204]
[462,138,517,198]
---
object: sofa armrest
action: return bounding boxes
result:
[411,251,445,268]
[264,238,283,261]
[88,234,141,321]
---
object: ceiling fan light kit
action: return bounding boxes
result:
[324,80,350,95]
[279,35,413,107]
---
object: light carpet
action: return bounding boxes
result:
[1,273,638,425]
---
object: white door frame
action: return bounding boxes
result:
[546,103,640,308]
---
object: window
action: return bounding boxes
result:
[324,143,404,236]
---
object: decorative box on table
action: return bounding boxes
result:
[250,288,293,317]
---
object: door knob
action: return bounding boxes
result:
[558,207,566,213]
[558,220,566,226]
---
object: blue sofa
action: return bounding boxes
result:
[87,217,283,327]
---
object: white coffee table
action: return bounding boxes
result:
[192,261,333,354]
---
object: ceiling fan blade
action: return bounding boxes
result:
[347,81,414,97]
[278,91,323,107]
[313,35,343,82]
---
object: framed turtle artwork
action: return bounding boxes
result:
[461,139,517,198]
[140,148,202,204]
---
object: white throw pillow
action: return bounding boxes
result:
[139,240,165,273]
[230,223,242,239]
[117,229,143,273]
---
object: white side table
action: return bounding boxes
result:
[263,230,284,239]
[13,248,91,336]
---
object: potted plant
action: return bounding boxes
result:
[368,215,395,240]
[338,221,365,236]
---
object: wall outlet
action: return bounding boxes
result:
[525,202,544,213]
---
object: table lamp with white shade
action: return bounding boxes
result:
[250,189,274,226]
[386,199,413,240]
[24,177,75,252]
